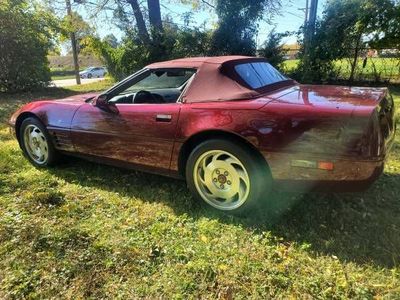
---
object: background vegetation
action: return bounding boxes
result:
[1,0,400,298]
[0,0,58,92]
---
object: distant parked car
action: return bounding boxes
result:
[79,67,107,79]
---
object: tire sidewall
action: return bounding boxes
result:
[19,117,58,168]
[186,139,271,215]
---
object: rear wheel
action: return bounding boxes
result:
[20,117,59,167]
[186,139,271,214]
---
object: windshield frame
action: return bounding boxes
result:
[102,68,197,103]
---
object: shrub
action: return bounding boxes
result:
[259,30,289,70]
[87,27,212,81]
[0,0,55,92]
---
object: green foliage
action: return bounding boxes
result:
[60,12,95,55]
[102,34,119,48]
[297,0,400,83]
[0,0,57,92]
[88,26,212,80]
[0,83,400,298]
[259,30,289,69]
[169,26,212,58]
[210,0,280,55]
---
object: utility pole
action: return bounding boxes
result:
[308,0,318,38]
[66,0,81,85]
[304,0,309,32]
[303,0,318,62]
[299,0,309,57]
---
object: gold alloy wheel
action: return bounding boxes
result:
[23,124,49,165]
[193,150,251,210]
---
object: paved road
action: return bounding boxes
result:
[51,77,104,87]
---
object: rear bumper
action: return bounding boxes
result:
[262,152,385,192]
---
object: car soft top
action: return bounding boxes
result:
[146,56,296,103]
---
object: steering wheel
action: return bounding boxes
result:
[134,90,161,104]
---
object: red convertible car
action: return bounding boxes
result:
[9,56,396,214]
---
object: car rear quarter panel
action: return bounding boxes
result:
[172,96,379,187]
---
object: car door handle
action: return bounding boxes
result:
[156,114,172,122]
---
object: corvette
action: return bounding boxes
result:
[9,56,396,214]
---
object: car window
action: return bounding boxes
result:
[108,69,196,105]
[124,69,195,93]
[234,62,287,89]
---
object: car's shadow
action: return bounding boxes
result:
[48,156,400,269]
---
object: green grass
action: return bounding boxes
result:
[283,58,400,82]
[0,82,399,298]
[51,75,76,81]
[50,68,78,81]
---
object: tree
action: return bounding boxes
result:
[60,12,94,54]
[0,0,57,92]
[259,30,289,69]
[86,24,212,80]
[297,0,400,83]
[103,34,119,48]
[210,0,280,55]
[367,1,400,49]
[84,0,282,78]
[65,0,81,84]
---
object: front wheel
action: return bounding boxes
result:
[19,117,60,167]
[186,139,271,214]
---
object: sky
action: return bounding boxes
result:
[73,0,328,48]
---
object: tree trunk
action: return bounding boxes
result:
[65,0,81,85]
[147,0,162,31]
[126,0,150,44]
[349,34,362,83]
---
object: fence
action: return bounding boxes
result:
[280,47,400,83]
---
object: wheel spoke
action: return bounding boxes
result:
[212,152,223,162]
[238,180,247,200]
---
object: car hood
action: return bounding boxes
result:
[9,93,99,127]
[52,92,99,104]
[265,84,387,113]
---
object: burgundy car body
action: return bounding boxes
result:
[9,56,396,191]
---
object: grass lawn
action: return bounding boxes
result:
[283,58,400,82]
[0,81,399,298]
[50,68,76,81]
[51,75,77,81]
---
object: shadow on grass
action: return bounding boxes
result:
[47,155,400,269]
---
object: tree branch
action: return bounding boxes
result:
[126,0,150,44]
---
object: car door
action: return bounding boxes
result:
[69,68,195,173]
[70,101,181,172]
[92,68,99,77]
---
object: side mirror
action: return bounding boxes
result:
[93,94,119,114]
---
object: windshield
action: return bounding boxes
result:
[123,69,196,94]
[234,62,288,89]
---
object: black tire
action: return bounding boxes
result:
[19,117,60,168]
[87,73,92,78]
[186,139,272,215]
